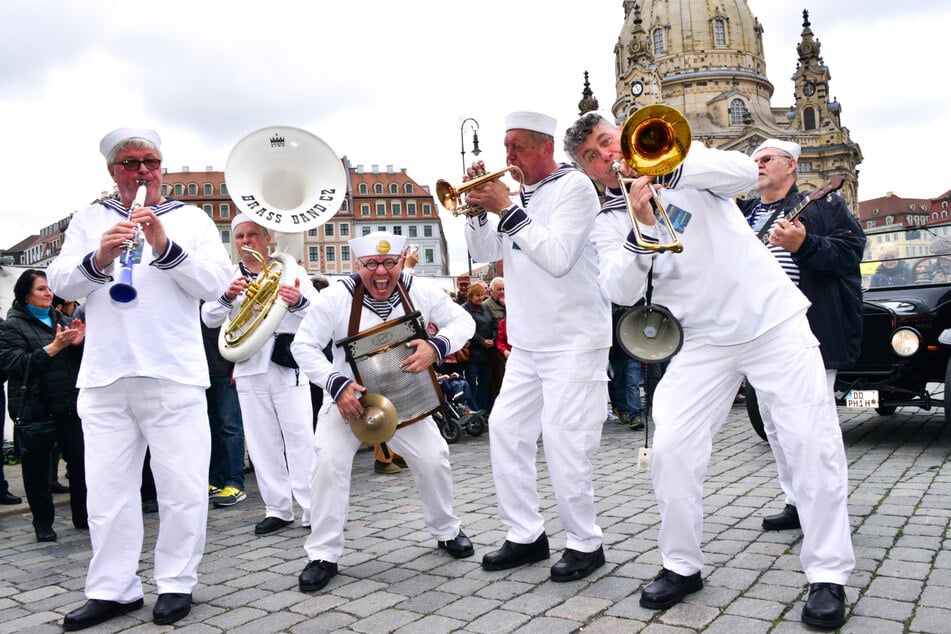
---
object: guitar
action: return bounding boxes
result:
[762,175,845,245]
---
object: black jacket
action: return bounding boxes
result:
[462,302,498,363]
[0,304,83,421]
[739,185,866,369]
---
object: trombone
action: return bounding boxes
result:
[614,105,690,253]
[436,166,524,217]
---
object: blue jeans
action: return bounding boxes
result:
[609,356,643,419]
[207,375,245,490]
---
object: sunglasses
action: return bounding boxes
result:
[360,258,400,271]
[754,154,791,166]
[116,158,162,171]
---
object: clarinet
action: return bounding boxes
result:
[109,182,147,304]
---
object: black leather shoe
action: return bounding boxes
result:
[35,526,57,542]
[438,530,475,558]
[640,568,703,609]
[551,546,605,582]
[762,504,801,531]
[153,592,192,625]
[299,559,339,592]
[481,533,550,571]
[802,582,846,629]
[63,598,144,631]
[52,481,70,494]
[0,490,21,505]
[255,516,293,535]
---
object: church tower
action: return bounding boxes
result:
[611,2,862,211]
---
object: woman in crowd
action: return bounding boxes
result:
[461,282,497,412]
[0,269,86,542]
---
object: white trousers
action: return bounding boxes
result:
[758,369,838,507]
[78,378,210,600]
[651,313,854,585]
[236,365,314,523]
[304,405,460,562]
[488,346,608,553]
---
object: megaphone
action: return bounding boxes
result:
[616,304,683,363]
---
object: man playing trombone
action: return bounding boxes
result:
[564,112,854,629]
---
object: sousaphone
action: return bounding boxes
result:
[218,126,347,362]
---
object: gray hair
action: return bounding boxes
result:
[106,138,163,165]
[563,112,613,163]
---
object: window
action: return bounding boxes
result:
[392,201,402,216]
[728,98,748,125]
[309,246,319,263]
[361,203,370,217]
[220,183,229,196]
[308,228,317,237]
[797,161,812,173]
[202,204,213,217]
[713,18,727,46]
[652,27,665,55]
[424,248,434,264]
[803,107,817,131]
[325,246,336,262]
[341,245,350,261]
[393,226,402,235]
[377,225,386,233]
[376,202,386,216]
[408,225,418,238]
[221,230,230,244]
[203,183,213,196]
[404,183,413,194]
[162,184,170,196]
[188,183,198,196]
[374,183,383,194]
[174,184,184,196]
[220,203,230,218]
[359,183,368,194]
[423,225,433,237]
[362,226,371,236]
[340,224,349,236]
[423,203,432,216]
[389,183,398,194]
[408,202,417,216]
[324,224,334,237]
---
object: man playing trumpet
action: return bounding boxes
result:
[290,231,475,593]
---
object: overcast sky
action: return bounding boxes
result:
[1,1,947,274]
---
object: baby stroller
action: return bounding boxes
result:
[432,376,487,444]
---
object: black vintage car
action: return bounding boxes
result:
[747,222,951,437]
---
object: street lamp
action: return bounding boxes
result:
[460,117,481,277]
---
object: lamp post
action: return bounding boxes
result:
[460,117,481,277]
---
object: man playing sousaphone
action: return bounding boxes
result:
[291,231,476,592]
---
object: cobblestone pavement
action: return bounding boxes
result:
[1,404,949,633]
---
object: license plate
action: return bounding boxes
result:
[845,389,879,409]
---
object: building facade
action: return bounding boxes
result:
[611,1,862,212]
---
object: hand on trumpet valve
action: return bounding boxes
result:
[465,160,487,181]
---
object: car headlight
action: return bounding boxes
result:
[891,328,921,357]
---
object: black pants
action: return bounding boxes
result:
[18,413,87,530]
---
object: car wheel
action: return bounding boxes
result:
[874,405,897,416]
[744,380,767,441]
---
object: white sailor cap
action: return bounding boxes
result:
[505,111,557,137]
[350,231,405,259]
[99,127,162,159]
[752,138,801,161]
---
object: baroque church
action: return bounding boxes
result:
[591,0,861,212]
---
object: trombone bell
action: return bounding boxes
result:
[616,105,691,253]
[436,166,524,217]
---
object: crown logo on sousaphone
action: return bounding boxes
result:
[269,134,285,147]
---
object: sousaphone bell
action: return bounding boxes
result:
[349,394,398,445]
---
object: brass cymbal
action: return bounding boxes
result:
[349,394,398,445]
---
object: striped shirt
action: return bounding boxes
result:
[747,200,801,285]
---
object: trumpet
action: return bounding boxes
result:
[614,105,690,254]
[436,166,524,217]
[109,181,147,303]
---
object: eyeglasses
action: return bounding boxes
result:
[360,258,400,271]
[116,158,162,171]
[754,154,791,166]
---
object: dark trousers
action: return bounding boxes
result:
[207,375,246,490]
[465,359,494,412]
[18,413,87,530]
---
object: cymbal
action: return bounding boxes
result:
[349,394,398,445]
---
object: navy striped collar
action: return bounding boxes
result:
[100,197,187,218]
